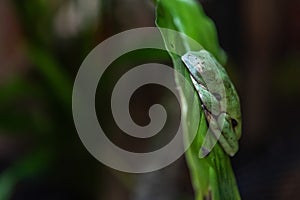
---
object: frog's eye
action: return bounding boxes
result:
[231,118,238,128]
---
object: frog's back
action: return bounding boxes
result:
[198,50,242,132]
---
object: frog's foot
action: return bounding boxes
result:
[198,129,218,158]
[198,112,219,158]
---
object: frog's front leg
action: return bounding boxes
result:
[190,76,220,116]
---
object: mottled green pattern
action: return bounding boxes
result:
[182,50,242,156]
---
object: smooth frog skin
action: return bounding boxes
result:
[181,50,242,157]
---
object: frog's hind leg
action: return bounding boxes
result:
[198,128,218,158]
[217,113,239,156]
[198,111,238,158]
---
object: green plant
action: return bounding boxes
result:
[155,0,241,199]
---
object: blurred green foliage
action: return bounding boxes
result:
[0,1,101,199]
[4,0,299,199]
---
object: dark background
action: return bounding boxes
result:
[0,0,300,199]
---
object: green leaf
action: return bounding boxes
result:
[155,0,240,199]
[28,45,72,107]
[155,0,227,65]
[0,77,53,134]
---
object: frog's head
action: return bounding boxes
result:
[226,111,242,140]
[225,87,242,140]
